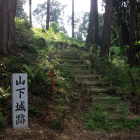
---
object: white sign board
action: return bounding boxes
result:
[12,73,28,129]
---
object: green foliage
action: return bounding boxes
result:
[46,104,67,130]
[107,97,127,115]
[0,109,5,131]
[16,0,27,19]
[83,105,140,130]
[105,61,140,95]
[0,53,33,88]
[92,55,140,113]
[120,102,129,117]
[110,46,120,56]
[106,65,130,86]
[67,37,85,47]
[33,27,62,43]
[107,97,118,106]
[0,53,39,95]
[33,0,66,28]
[0,60,10,88]
[68,12,103,43]
[28,105,39,116]
[29,106,37,114]
[51,118,62,129]
[0,87,10,100]
[23,64,50,96]
[55,62,72,79]
[107,88,117,96]
[15,18,69,51]
[70,12,89,40]
[83,105,109,130]
[15,18,36,52]
[50,22,60,33]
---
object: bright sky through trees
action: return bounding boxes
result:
[24,0,104,35]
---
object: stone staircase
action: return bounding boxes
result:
[58,50,140,120]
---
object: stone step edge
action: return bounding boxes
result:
[70,70,94,73]
[92,96,122,102]
[61,59,84,63]
[74,75,100,79]
[70,64,88,67]
[107,116,140,121]
[82,82,109,87]
[86,88,109,94]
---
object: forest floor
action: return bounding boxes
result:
[0,82,140,140]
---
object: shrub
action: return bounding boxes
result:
[83,105,140,130]
[0,109,5,131]
[50,22,60,33]
[23,64,51,97]
[15,18,35,51]
[91,55,140,114]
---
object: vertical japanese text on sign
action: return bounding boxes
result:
[12,73,28,129]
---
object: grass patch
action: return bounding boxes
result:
[83,105,140,131]
[0,110,5,132]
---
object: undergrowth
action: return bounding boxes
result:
[88,52,140,114]
[0,18,84,131]
[83,105,140,131]
[0,108,5,131]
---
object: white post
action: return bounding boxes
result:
[12,73,28,129]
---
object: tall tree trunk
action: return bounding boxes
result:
[0,0,17,54]
[128,0,137,67]
[46,0,50,30]
[29,0,32,27]
[92,0,98,52]
[72,0,74,38]
[100,0,113,57]
[86,0,94,49]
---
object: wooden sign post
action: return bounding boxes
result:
[12,73,28,129]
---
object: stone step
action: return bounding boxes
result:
[90,93,109,97]
[62,54,78,56]
[70,67,88,71]
[82,82,109,87]
[92,97,122,102]
[108,116,140,121]
[60,52,77,55]
[58,51,140,124]
[104,110,129,116]
[74,75,99,80]
[86,88,108,94]
[102,102,130,115]
[76,79,99,84]
[62,59,84,63]
[70,64,88,68]
[103,107,128,114]
[60,56,79,59]
[70,70,93,75]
